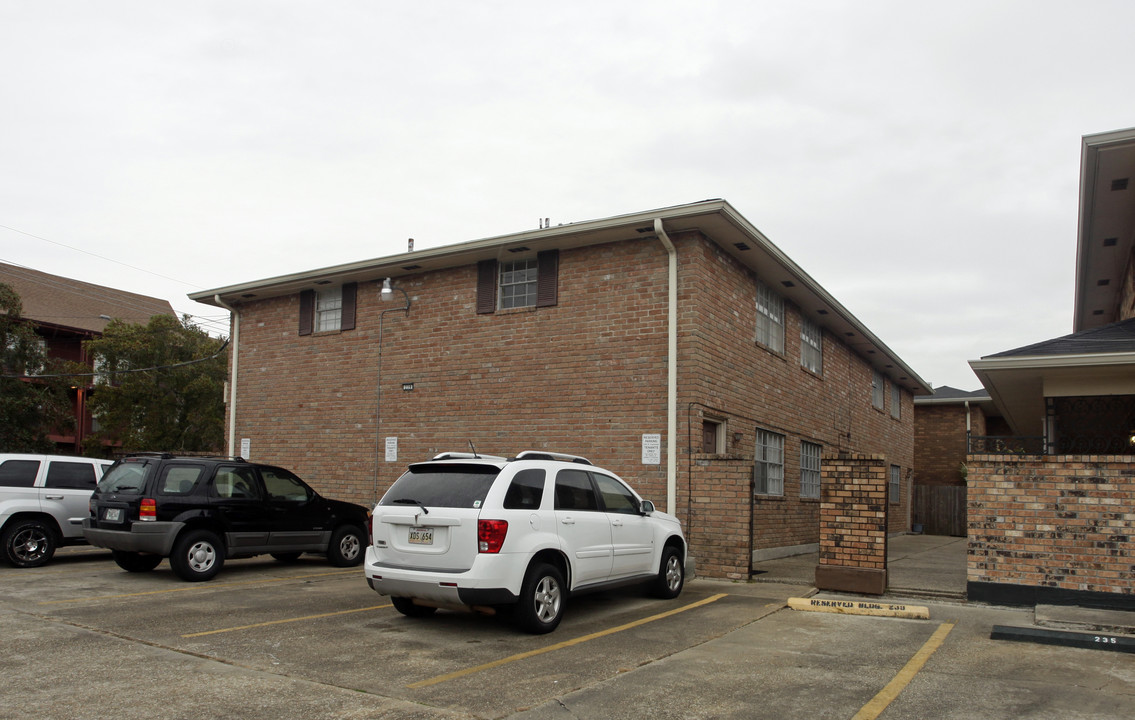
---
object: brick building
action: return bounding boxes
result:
[192,200,930,578]
[0,262,176,453]
[966,128,1135,610]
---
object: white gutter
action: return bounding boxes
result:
[654,218,677,514]
[213,295,240,458]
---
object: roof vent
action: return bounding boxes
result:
[734,242,751,251]
[1098,279,1111,286]
[402,264,422,271]
[1103,237,1118,247]
[1112,178,1129,191]
[781,281,795,288]
[507,246,530,253]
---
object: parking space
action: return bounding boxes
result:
[3,550,1133,719]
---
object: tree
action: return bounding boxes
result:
[0,283,74,453]
[85,314,227,453]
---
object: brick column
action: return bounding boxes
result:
[815,453,888,595]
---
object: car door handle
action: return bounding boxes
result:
[611,519,623,527]
[45,494,64,500]
[560,516,575,525]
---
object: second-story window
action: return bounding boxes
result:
[800,318,822,375]
[477,250,559,314]
[500,259,538,309]
[755,280,784,353]
[891,384,902,419]
[871,370,885,410]
[315,287,342,332]
[298,282,357,336]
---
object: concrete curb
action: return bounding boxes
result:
[788,596,930,619]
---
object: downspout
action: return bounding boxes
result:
[654,218,678,514]
[214,295,240,458]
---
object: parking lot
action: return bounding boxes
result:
[3,546,1132,720]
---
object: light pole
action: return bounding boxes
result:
[373,277,411,502]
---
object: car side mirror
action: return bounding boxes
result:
[640,500,655,515]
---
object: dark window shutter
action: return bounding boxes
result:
[476,260,498,314]
[298,290,314,336]
[536,250,559,307]
[340,282,357,331]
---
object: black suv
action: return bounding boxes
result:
[83,454,370,582]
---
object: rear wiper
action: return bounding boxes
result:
[391,498,429,514]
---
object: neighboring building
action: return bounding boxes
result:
[0,262,176,452]
[191,199,931,579]
[966,128,1135,610]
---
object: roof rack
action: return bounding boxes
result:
[513,451,593,465]
[431,452,508,461]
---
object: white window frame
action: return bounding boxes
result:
[315,287,342,332]
[871,370,885,410]
[500,258,538,309]
[889,464,901,505]
[754,429,784,496]
[755,280,784,353]
[800,442,822,498]
[891,384,902,419]
[800,318,822,374]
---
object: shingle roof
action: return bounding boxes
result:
[0,262,176,334]
[985,317,1135,358]
[923,386,990,400]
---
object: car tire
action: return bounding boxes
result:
[650,545,685,599]
[270,552,303,563]
[1,518,57,568]
[327,524,364,567]
[170,529,225,582]
[391,596,437,617]
[112,551,163,573]
[513,562,565,634]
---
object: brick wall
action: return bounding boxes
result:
[968,454,1135,608]
[914,404,983,487]
[815,453,888,594]
[223,230,916,577]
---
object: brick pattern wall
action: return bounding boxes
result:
[914,404,983,487]
[818,453,888,570]
[968,454,1135,598]
[223,230,916,577]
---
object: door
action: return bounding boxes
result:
[41,460,103,540]
[260,466,326,551]
[593,473,656,578]
[209,464,271,550]
[553,469,612,587]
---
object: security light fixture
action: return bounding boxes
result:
[381,277,394,300]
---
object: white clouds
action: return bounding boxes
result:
[2,0,1135,387]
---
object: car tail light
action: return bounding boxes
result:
[139,498,156,522]
[478,519,508,553]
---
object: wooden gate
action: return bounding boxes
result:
[911,485,967,537]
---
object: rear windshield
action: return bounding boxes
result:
[380,464,500,509]
[97,460,152,495]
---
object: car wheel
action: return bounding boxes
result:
[327,524,364,567]
[651,545,685,599]
[513,562,565,634]
[112,551,163,573]
[1,518,57,568]
[391,596,437,617]
[170,529,225,582]
[270,552,303,563]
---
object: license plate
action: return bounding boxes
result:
[408,528,434,545]
[103,508,122,522]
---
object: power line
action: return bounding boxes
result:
[3,339,230,380]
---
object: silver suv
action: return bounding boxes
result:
[0,454,113,567]
[364,451,686,633]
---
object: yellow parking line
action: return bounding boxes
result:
[407,593,728,689]
[181,603,392,637]
[851,622,955,720]
[38,569,359,605]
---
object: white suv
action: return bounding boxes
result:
[364,451,686,633]
[0,454,113,567]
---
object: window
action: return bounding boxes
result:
[754,429,784,496]
[755,281,784,353]
[800,442,822,498]
[161,465,205,496]
[298,283,357,335]
[261,467,313,502]
[872,370,885,410]
[0,460,40,487]
[800,318,822,374]
[593,473,640,515]
[476,250,559,314]
[890,465,901,505]
[891,384,902,419]
[44,462,98,490]
[702,418,724,454]
[503,469,546,510]
[315,287,342,331]
[554,469,599,510]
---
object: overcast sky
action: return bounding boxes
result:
[3,1,1134,390]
